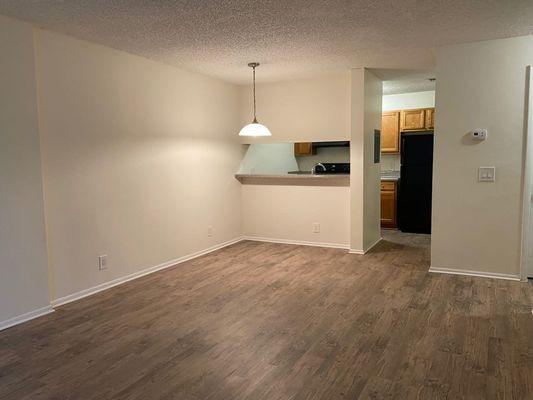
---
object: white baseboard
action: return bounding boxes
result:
[429,267,521,281]
[349,237,383,255]
[0,305,54,332]
[242,235,349,250]
[52,236,244,308]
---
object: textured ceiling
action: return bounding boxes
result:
[1,1,532,85]
[374,69,436,95]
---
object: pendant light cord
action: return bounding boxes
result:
[252,65,257,123]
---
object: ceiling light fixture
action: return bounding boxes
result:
[239,62,271,137]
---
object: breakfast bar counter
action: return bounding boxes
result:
[235,173,350,186]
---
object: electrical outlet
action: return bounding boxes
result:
[98,255,108,270]
[478,166,495,182]
[313,223,320,233]
[207,225,214,237]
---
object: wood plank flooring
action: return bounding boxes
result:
[0,231,532,399]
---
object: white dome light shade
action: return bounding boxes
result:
[239,122,272,137]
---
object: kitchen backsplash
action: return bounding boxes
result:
[380,153,400,172]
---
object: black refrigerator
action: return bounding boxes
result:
[398,132,434,234]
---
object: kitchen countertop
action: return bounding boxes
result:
[235,173,350,186]
[235,172,398,184]
[235,173,349,179]
[381,172,400,181]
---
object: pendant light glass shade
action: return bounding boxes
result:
[240,62,271,137]
[239,121,272,136]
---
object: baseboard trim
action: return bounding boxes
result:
[52,236,244,308]
[349,237,383,255]
[429,267,521,281]
[0,305,54,332]
[242,236,349,250]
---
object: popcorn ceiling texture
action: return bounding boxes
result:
[1,0,532,86]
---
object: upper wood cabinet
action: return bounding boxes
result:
[294,142,316,156]
[381,111,400,153]
[425,108,435,130]
[400,109,426,131]
[400,108,435,131]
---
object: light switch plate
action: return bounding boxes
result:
[98,255,108,270]
[478,166,495,182]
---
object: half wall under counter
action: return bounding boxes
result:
[235,173,350,186]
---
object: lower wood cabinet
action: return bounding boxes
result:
[380,180,397,228]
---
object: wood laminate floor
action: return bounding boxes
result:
[1,231,532,399]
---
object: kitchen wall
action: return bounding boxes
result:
[34,29,244,301]
[0,16,51,326]
[238,143,298,174]
[382,91,435,112]
[432,35,533,278]
[239,71,350,143]
[381,90,435,172]
[242,184,350,247]
[351,68,382,252]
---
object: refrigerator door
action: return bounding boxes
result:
[398,133,434,234]
[401,132,434,166]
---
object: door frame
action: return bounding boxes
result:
[520,65,532,280]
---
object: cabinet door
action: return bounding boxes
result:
[294,142,315,156]
[400,109,426,131]
[381,112,400,153]
[380,182,397,228]
[425,108,435,130]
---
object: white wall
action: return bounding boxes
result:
[34,29,244,300]
[381,90,435,171]
[239,72,351,143]
[237,71,354,248]
[242,184,350,247]
[382,91,435,112]
[0,16,51,324]
[432,35,533,277]
[351,68,382,252]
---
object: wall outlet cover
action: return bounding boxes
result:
[478,166,495,182]
[98,255,108,270]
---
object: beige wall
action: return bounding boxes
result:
[239,72,351,144]
[241,184,350,247]
[0,16,51,323]
[432,35,533,277]
[34,29,244,300]
[350,69,382,252]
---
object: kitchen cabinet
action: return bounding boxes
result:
[425,108,435,130]
[294,142,316,156]
[381,111,400,153]
[380,180,397,228]
[399,108,435,131]
[400,109,426,131]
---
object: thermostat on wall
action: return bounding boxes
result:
[471,129,488,140]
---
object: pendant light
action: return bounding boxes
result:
[239,62,271,137]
